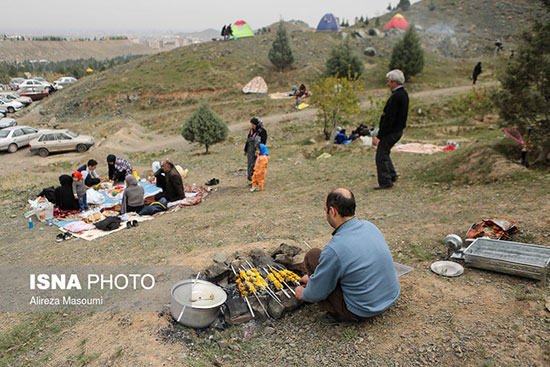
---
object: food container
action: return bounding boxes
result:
[464,238,550,284]
[170,279,227,328]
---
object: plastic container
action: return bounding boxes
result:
[28,217,33,230]
[34,198,54,223]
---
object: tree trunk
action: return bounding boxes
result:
[534,142,550,165]
[205,144,209,154]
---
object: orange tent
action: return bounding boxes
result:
[384,14,409,30]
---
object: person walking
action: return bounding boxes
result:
[472,62,482,85]
[244,117,267,184]
[372,69,409,190]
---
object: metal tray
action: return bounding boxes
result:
[464,238,550,284]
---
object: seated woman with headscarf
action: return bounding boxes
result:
[106,154,133,183]
[121,174,145,214]
[54,174,80,210]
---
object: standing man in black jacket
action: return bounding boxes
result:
[372,70,409,190]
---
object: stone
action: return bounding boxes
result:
[368,28,382,37]
[204,263,230,284]
[271,243,302,258]
[274,254,295,267]
[213,253,227,264]
[364,47,376,56]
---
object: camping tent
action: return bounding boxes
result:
[384,14,410,30]
[316,13,340,31]
[232,20,255,39]
[242,76,268,94]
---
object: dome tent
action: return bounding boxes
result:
[232,20,255,39]
[242,76,268,94]
[316,13,340,32]
[384,14,409,30]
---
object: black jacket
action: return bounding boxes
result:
[243,127,267,153]
[378,87,409,140]
[54,174,79,211]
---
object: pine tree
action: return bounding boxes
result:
[389,26,424,79]
[268,22,295,72]
[495,0,550,166]
[325,40,365,79]
[182,101,228,154]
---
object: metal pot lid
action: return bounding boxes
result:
[171,279,227,309]
[430,261,464,277]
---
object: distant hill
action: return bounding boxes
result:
[176,28,220,42]
[0,40,159,62]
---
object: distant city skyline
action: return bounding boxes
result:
[3,0,421,36]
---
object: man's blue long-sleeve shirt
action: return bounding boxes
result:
[302,217,400,317]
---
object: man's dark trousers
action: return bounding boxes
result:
[375,130,402,188]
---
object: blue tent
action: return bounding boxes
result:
[316,13,340,32]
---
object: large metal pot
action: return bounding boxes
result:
[170,279,227,328]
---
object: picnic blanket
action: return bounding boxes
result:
[53,185,209,241]
[393,143,444,155]
[99,181,162,208]
[269,92,293,100]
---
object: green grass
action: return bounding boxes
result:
[0,313,79,366]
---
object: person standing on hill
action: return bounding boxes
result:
[372,69,409,190]
[472,62,482,85]
[244,117,267,184]
[221,25,226,40]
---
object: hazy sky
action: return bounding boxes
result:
[3,0,421,35]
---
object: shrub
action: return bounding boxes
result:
[182,101,228,154]
[311,71,365,140]
[448,87,495,120]
[389,26,424,80]
[325,41,365,79]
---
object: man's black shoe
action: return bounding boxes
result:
[374,185,393,190]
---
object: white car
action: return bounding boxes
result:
[0,92,32,106]
[18,79,50,90]
[0,126,43,153]
[0,98,23,113]
[53,77,77,88]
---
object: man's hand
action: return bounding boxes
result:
[372,137,380,146]
[299,274,309,286]
[295,285,304,301]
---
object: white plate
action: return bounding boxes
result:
[430,261,464,277]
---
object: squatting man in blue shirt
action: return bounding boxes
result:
[295,188,401,325]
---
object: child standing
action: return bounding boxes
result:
[72,171,89,212]
[250,143,270,192]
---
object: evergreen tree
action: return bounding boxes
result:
[182,101,228,154]
[398,0,411,11]
[325,40,365,79]
[389,26,424,79]
[268,22,295,72]
[495,0,550,165]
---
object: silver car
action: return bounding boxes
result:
[9,78,24,90]
[0,118,16,129]
[30,129,95,157]
[0,126,42,153]
[0,92,32,107]
[0,98,23,113]
[53,77,77,89]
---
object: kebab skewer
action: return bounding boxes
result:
[230,264,255,318]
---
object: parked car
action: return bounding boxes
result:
[16,87,49,101]
[18,79,49,89]
[0,118,16,129]
[0,98,23,113]
[53,77,77,89]
[30,129,95,157]
[0,126,43,153]
[0,92,32,106]
[9,78,24,90]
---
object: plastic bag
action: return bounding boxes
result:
[86,189,105,204]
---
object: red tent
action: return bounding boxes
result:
[384,14,410,30]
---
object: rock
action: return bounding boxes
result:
[271,243,302,258]
[204,263,230,284]
[368,28,382,37]
[213,253,227,264]
[264,326,276,335]
[274,254,295,267]
[267,290,302,319]
[364,47,376,56]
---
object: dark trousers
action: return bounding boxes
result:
[126,204,144,214]
[375,131,402,188]
[304,248,368,321]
